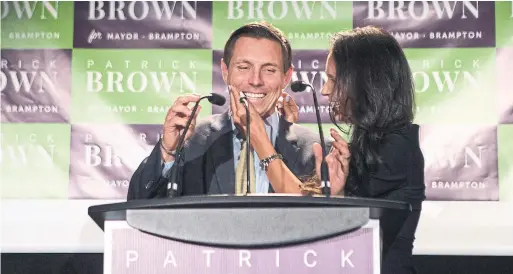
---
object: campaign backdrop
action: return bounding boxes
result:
[1,1,512,201]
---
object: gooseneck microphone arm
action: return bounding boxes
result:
[166,93,226,198]
[313,87,331,196]
[239,95,251,195]
[290,81,331,196]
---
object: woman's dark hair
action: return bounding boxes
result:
[329,26,415,180]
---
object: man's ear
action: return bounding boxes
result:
[221,58,228,84]
[282,65,294,90]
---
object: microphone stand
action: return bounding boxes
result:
[166,100,202,197]
[291,81,331,197]
[240,96,251,195]
[145,93,226,199]
[311,87,331,197]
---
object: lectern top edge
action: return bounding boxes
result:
[87,195,411,231]
[89,194,410,213]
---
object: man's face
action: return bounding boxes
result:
[221,37,293,118]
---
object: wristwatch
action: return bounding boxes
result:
[259,153,283,171]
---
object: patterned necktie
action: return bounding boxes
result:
[235,139,256,194]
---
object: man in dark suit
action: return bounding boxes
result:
[127,21,321,200]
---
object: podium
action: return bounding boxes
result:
[89,194,411,274]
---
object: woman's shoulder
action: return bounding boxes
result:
[374,123,424,177]
[347,123,424,199]
[380,123,420,152]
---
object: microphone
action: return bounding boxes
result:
[239,93,251,195]
[166,93,226,197]
[290,80,331,197]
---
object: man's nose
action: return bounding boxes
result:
[249,70,264,87]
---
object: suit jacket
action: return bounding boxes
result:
[127,111,322,200]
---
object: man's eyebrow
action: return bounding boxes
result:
[234,59,252,65]
[261,62,279,68]
[233,59,280,68]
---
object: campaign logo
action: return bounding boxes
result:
[211,49,332,123]
[353,1,495,48]
[495,1,513,47]
[73,1,212,48]
[498,48,513,124]
[421,125,498,201]
[212,1,353,49]
[71,49,213,124]
[498,125,513,201]
[69,124,161,199]
[1,49,71,123]
[0,1,74,48]
[405,48,496,124]
[0,124,70,198]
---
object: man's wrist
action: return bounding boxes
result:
[161,148,175,162]
[160,141,176,163]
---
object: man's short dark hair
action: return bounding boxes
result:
[223,21,292,72]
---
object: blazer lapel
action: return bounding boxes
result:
[206,111,236,194]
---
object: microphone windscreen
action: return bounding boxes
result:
[291,80,307,92]
[208,93,226,106]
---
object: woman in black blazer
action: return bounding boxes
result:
[300,26,426,274]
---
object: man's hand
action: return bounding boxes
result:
[277,92,299,123]
[229,86,277,158]
[161,94,201,162]
[313,129,350,195]
[229,86,266,138]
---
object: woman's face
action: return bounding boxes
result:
[321,53,336,100]
[321,53,350,123]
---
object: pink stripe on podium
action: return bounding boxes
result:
[110,227,375,274]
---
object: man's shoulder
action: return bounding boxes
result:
[187,113,227,142]
[286,122,337,153]
[288,122,322,145]
[180,114,225,155]
[290,123,317,138]
[197,112,230,130]
[195,113,222,129]
[280,122,321,169]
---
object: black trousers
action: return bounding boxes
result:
[381,209,422,274]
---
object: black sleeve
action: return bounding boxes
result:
[126,140,170,200]
[365,133,411,198]
[344,133,411,198]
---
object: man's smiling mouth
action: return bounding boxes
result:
[242,92,266,101]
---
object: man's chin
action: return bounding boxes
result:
[258,108,277,119]
[247,99,277,118]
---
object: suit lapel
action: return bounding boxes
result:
[205,113,302,195]
[206,111,236,194]
[270,116,301,193]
